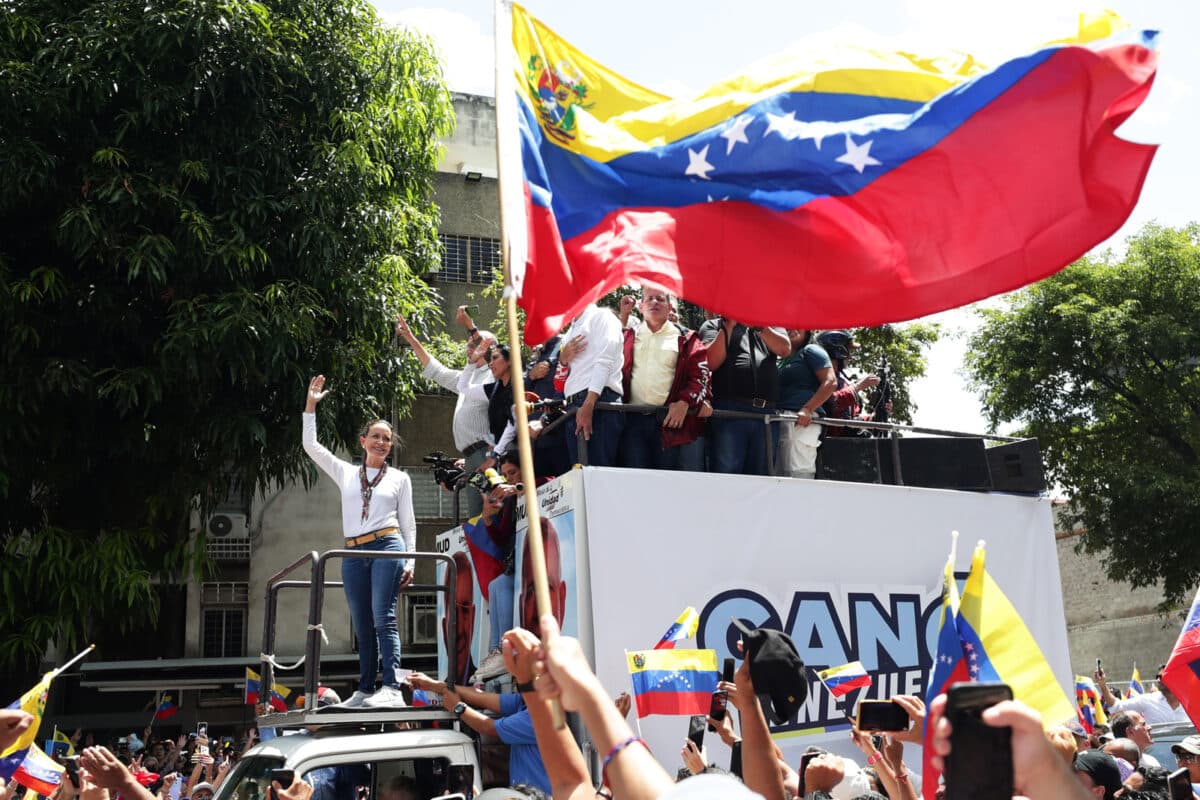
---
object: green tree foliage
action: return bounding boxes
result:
[0,0,453,671]
[965,223,1200,605]
[851,323,939,425]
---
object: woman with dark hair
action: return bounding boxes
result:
[302,374,417,708]
[458,342,516,462]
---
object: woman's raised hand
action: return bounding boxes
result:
[306,375,330,412]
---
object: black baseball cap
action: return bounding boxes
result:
[731,618,807,725]
[1073,750,1123,800]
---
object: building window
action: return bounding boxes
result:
[406,466,457,520]
[437,235,499,285]
[201,582,248,658]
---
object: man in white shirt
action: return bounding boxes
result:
[395,308,494,517]
[558,304,625,467]
[1096,666,1190,725]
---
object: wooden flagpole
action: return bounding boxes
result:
[494,0,565,729]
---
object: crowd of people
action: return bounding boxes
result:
[394,298,889,484]
[9,635,1197,800]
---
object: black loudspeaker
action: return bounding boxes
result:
[894,437,992,491]
[815,437,883,483]
[985,438,1046,494]
[816,436,997,492]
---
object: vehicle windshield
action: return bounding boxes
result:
[214,755,285,800]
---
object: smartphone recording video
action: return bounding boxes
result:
[944,682,1013,800]
[855,699,911,732]
[687,714,706,751]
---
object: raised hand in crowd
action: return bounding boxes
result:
[681,739,708,776]
[272,777,314,800]
[928,693,1092,800]
[890,694,927,744]
[454,304,475,331]
[614,691,632,720]
[531,615,674,800]
[729,654,786,800]
[0,709,32,753]
[79,747,155,800]
[157,772,178,800]
[708,685,740,748]
[849,728,916,800]
[305,375,330,413]
[213,759,231,790]
[618,294,637,327]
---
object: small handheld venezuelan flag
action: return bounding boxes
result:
[816,661,872,698]
[654,607,700,650]
[626,649,718,718]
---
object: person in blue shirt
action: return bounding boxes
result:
[408,672,549,795]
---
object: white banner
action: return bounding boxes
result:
[581,467,1071,775]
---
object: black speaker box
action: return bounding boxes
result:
[816,436,998,492]
[985,438,1046,494]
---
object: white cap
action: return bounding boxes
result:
[660,774,765,799]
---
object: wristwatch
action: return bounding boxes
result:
[453,701,468,717]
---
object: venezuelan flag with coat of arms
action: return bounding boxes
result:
[499,4,1158,344]
[0,673,52,781]
[626,649,718,718]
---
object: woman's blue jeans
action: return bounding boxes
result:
[342,535,406,691]
[488,573,515,651]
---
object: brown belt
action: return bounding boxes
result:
[345,527,399,549]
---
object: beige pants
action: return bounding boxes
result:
[778,421,822,478]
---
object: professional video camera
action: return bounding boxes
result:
[529,396,568,425]
[423,451,466,491]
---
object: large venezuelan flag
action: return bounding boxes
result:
[502,4,1158,343]
[626,648,718,718]
[956,543,1076,728]
[1161,587,1200,728]
[0,673,52,780]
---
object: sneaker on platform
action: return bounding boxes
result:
[472,648,508,683]
[336,690,372,708]
[363,685,408,708]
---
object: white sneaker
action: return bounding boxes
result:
[363,685,408,708]
[471,648,508,683]
[335,690,372,708]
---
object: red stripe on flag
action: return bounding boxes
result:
[633,690,712,718]
[519,44,1156,343]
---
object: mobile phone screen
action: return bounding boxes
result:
[687,715,706,751]
[797,752,818,798]
[856,700,911,732]
[944,682,1013,800]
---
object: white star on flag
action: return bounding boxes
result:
[836,135,882,173]
[763,111,839,150]
[685,145,715,180]
[720,115,753,155]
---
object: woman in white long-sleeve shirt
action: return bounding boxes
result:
[302,374,417,708]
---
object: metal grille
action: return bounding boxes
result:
[406,466,457,520]
[201,582,250,604]
[207,538,251,562]
[437,235,499,285]
[202,608,246,658]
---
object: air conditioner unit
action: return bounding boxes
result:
[207,513,249,540]
[409,602,438,646]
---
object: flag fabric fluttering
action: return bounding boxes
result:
[922,548,970,800]
[956,543,1077,728]
[1160,587,1200,728]
[502,4,1158,344]
[12,744,64,796]
[1127,665,1144,698]
[245,667,262,705]
[1075,676,1109,733]
[269,683,292,713]
[153,694,179,721]
[626,649,719,718]
[0,673,53,781]
[816,661,872,698]
[654,607,701,650]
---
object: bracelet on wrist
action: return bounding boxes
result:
[602,736,646,780]
[896,772,909,783]
[867,752,883,765]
